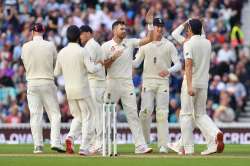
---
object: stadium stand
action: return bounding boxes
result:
[0,0,249,125]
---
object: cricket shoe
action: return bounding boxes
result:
[167,142,184,155]
[79,149,92,156]
[201,132,224,155]
[159,146,168,153]
[135,144,153,154]
[51,144,66,153]
[216,132,224,153]
[89,146,102,155]
[201,145,217,155]
[65,137,74,154]
[182,145,194,155]
[33,146,43,154]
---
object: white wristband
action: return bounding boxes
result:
[147,24,154,31]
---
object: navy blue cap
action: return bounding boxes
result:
[153,18,164,27]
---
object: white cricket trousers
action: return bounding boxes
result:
[27,83,61,147]
[89,84,106,148]
[105,78,146,147]
[180,81,221,152]
[67,97,95,150]
[139,79,169,148]
[66,80,105,149]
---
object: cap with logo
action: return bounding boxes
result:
[153,18,165,27]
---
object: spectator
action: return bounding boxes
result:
[217,43,236,64]
[226,73,246,119]
[0,0,248,123]
[5,104,21,124]
[169,98,180,123]
[213,91,235,122]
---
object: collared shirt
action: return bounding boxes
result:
[54,42,101,99]
[134,38,180,80]
[101,38,140,79]
[183,35,211,88]
[21,35,57,86]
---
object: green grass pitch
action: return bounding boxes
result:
[0,144,249,166]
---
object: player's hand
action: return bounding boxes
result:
[103,59,113,68]
[113,49,123,59]
[96,60,104,65]
[188,87,195,96]
[159,70,169,78]
[200,17,205,24]
[183,18,191,26]
[145,7,154,24]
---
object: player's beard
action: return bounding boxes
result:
[118,32,126,39]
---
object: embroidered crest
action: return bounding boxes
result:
[111,46,115,52]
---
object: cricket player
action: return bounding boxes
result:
[101,9,154,154]
[176,19,224,155]
[65,25,106,154]
[21,23,65,153]
[54,25,102,155]
[167,19,208,154]
[133,18,181,153]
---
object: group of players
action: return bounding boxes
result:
[21,8,224,156]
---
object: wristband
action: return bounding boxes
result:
[147,24,154,31]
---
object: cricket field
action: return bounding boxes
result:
[0,144,249,166]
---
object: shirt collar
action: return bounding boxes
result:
[111,38,125,46]
[86,38,94,45]
[68,42,80,46]
[190,35,202,40]
[152,37,164,43]
[33,36,43,41]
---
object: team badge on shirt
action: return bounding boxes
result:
[185,52,190,58]
[153,57,157,64]
[122,43,127,49]
[111,46,115,52]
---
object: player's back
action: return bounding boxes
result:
[184,35,211,88]
[57,43,90,99]
[57,43,88,85]
[21,36,57,83]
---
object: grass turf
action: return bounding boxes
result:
[0,144,249,166]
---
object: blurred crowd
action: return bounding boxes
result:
[0,0,249,124]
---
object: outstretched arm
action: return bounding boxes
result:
[171,23,186,44]
[138,8,154,46]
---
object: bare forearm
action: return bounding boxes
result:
[185,60,193,89]
[186,69,192,89]
[139,29,153,46]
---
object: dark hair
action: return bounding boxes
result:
[112,20,125,30]
[188,19,202,35]
[80,25,93,34]
[30,23,45,33]
[66,25,80,43]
